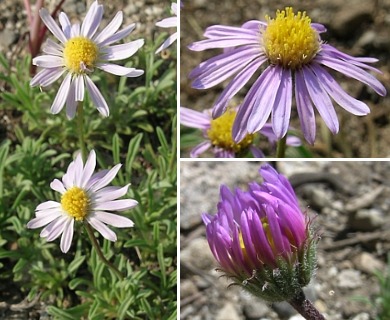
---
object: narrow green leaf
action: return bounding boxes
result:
[68,255,86,274]
[125,133,143,177]
[112,133,121,164]
[0,140,10,197]
[157,243,167,288]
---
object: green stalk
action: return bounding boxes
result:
[84,223,124,280]
[77,102,87,162]
[77,102,123,280]
[276,135,287,158]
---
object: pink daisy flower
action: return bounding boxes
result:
[31,1,144,118]
[189,7,386,144]
[27,150,137,253]
[180,106,301,158]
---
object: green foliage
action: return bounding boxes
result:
[375,253,390,320]
[0,18,177,319]
[352,253,390,319]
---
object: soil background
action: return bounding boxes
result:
[180,161,390,320]
[180,0,390,158]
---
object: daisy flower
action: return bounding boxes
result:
[155,2,178,54]
[180,106,301,158]
[30,1,144,118]
[202,164,317,302]
[188,7,386,144]
[27,150,137,253]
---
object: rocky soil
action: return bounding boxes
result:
[180,161,390,320]
[180,0,390,158]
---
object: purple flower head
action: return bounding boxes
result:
[189,7,386,145]
[202,164,317,301]
[180,106,301,158]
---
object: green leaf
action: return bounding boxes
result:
[47,305,89,320]
[156,127,168,154]
[157,243,167,288]
[125,133,143,177]
[68,255,86,274]
[112,133,121,164]
[0,140,10,197]
[118,294,134,320]
[68,277,91,290]
[0,249,21,259]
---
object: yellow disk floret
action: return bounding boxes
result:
[207,109,254,153]
[263,7,320,69]
[239,231,249,262]
[261,217,276,253]
[63,37,99,74]
[61,186,90,221]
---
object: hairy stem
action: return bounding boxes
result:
[288,289,326,320]
[84,223,124,280]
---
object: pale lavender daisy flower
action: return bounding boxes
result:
[31,0,144,118]
[189,7,386,144]
[155,2,178,54]
[180,106,301,158]
[27,150,137,253]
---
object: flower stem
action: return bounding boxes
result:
[77,102,87,162]
[276,135,287,158]
[288,289,326,320]
[84,223,124,280]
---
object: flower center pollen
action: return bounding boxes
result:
[61,187,90,221]
[63,37,98,74]
[263,7,320,69]
[207,110,254,153]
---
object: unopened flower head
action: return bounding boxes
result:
[202,164,317,302]
[155,2,178,54]
[189,7,386,144]
[180,107,301,158]
[31,0,144,118]
[27,150,137,253]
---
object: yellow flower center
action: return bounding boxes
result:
[262,7,320,70]
[207,110,254,153]
[63,37,99,74]
[239,231,249,262]
[61,187,90,221]
[261,218,276,252]
[239,218,275,253]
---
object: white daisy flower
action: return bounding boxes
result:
[155,2,178,54]
[31,0,144,118]
[27,150,137,253]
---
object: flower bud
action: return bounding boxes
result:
[202,164,318,302]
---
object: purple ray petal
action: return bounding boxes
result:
[247,66,283,133]
[272,68,292,139]
[302,66,339,134]
[295,70,316,144]
[310,64,370,115]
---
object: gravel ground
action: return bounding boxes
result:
[180,161,390,320]
[180,0,390,158]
